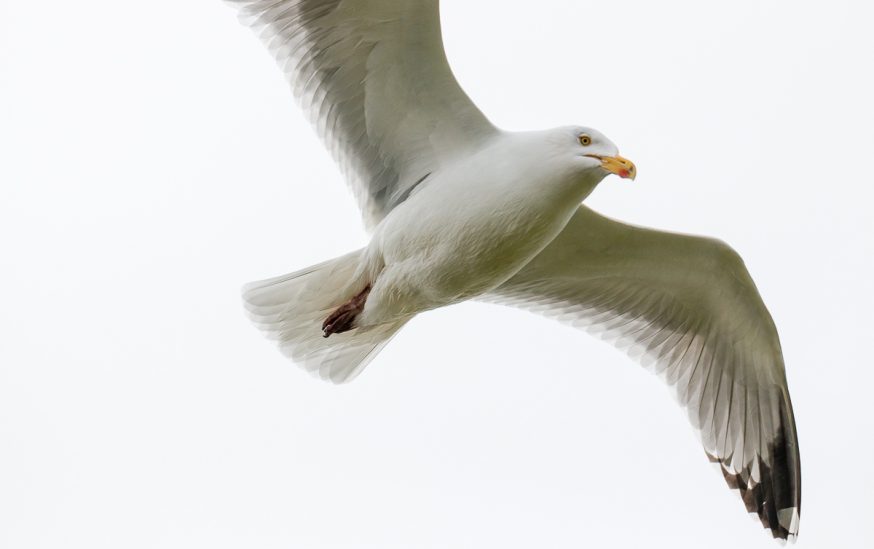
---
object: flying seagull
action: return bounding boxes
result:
[228,0,800,540]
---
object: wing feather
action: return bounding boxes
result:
[227,0,496,228]
[483,206,801,539]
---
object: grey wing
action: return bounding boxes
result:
[484,206,801,540]
[227,0,497,229]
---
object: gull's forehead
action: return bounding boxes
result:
[561,126,618,151]
[572,126,604,139]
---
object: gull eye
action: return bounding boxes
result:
[578,134,592,146]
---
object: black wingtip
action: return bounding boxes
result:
[712,459,799,540]
[707,396,801,541]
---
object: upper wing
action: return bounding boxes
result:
[227,0,497,229]
[484,206,801,540]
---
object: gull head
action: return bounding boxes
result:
[553,126,636,182]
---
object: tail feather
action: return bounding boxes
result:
[242,249,404,383]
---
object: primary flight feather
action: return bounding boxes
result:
[227,0,800,540]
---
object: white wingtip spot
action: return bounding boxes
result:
[778,507,800,541]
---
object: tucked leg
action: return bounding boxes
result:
[322,285,371,337]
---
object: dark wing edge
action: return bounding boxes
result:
[709,386,800,540]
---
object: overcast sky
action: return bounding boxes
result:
[1,1,873,548]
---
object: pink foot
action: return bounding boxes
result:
[322,285,371,338]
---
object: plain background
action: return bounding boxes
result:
[2,1,873,547]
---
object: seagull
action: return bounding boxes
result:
[228,0,800,540]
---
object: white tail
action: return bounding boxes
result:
[242,249,405,383]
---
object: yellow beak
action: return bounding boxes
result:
[588,154,637,180]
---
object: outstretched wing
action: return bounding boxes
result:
[227,0,496,229]
[484,206,801,540]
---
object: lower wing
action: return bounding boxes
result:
[483,205,801,540]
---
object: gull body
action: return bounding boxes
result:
[358,128,620,326]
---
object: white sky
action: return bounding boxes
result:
[1,1,873,548]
